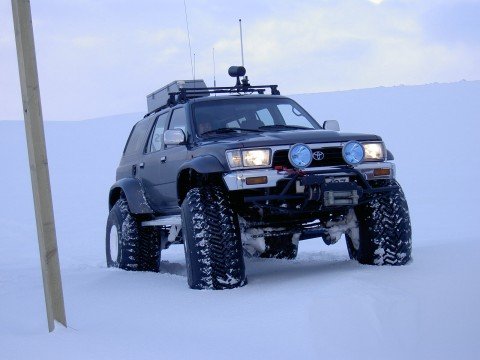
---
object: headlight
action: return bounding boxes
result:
[226,149,271,169]
[342,141,364,165]
[243,149,270,167]
[363,142,385,161]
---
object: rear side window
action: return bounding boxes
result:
[123,119,150,155]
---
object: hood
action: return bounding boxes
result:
[197,129,382,149]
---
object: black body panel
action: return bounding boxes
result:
[109,178,153,215]
[110,94,388,215]
[178,155,228,174]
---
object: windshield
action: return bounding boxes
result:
[192,97,320,137]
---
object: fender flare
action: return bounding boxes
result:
[108,178,153,215]
[176,155,228,201]
[177,155,227,176]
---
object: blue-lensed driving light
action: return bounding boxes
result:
[342,141,365,165]
[288,143,312,169]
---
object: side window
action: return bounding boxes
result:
[123,124,137,154]
[168,107,187,133]
[166,107,187,148]
[149,112,168,153]
[124,119,150,155]
[277,104,315,128]
[256,108,274,125]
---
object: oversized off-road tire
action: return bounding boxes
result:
[261,232,298,260]
[181,186,247,290]
[106,197,161,272]
[346,180,412,265]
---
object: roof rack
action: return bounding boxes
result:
[143,66,281,118]
[175,84,280,101]
[144,84,280,118]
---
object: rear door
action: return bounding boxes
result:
[117,117,153,181]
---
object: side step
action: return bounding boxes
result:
[142,215,182,227]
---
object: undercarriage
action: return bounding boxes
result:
[141,165,398,254]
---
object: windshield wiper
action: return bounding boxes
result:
[201,127,262,136]
[258,124,311,131]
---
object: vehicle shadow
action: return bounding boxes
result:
[159,260,187,277]
[158,250,361,285]
[245,252,359,286]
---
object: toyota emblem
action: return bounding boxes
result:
[312,151,325,161]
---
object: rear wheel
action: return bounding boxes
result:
[106,197,161,272]
[346,180,412,265]
[181,186,247,290]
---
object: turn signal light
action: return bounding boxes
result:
[246,176,268,185]
[373,168,391,177]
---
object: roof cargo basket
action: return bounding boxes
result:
[144,67,281,118]
[146,80,208,113]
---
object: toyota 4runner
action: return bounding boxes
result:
[106,67,412,290]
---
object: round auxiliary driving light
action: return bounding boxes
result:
[288,143,313,169]
[342,141,365,165]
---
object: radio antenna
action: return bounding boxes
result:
[183,0,194,78]
[193,52,196,81]
[239,19,245,67]
[212,47,217,87]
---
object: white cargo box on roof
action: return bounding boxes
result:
[146,79,209,112]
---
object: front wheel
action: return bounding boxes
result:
[181,187,247,290]
[346,180,412,265]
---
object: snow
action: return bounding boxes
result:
[1,81,480,359]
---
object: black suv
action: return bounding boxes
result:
[106,67,412,290]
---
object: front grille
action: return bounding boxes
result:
[272,147,346,168]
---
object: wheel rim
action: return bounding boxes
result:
[109,225,119,263]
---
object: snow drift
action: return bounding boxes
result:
[1,81,479,359]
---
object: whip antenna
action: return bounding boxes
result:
[213,47,217,87]
[239,19,245,67]
[183,0,194,78]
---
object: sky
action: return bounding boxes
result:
[1,0,479,121]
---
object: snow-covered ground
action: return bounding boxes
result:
[1,81,479,359]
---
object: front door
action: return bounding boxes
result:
[139,108,188,212]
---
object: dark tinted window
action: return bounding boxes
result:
[148,112,168,153]
[123,125,136,154]
[124,119,150,155]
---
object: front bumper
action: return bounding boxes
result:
[223,162,396,191]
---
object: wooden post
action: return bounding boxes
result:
[11,0,67,332]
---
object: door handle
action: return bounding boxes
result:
[160,156,167,163]
[139,162,145,168]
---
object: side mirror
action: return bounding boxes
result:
[164,129,185,145]
[323,120,340,131]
